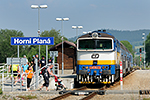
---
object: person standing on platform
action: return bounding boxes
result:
[21,62,29,86]
[31,55,35,72]
[35,54,40,68]
[40,56,46,68]
[25,65,34,90]
[40,56,46,76]
[8,64,19,85]
[39,64,55,91]
[23,55,28,63]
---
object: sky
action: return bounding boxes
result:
[0,0,150,38]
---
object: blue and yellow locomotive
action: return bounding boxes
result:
[76,30,133,84]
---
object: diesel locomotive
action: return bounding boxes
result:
[76,30,133,84]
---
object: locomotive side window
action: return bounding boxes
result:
[78,39,112,50]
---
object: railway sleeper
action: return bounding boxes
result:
[73,90,105,95]
[140,90,150,95]
[59,90,105,95]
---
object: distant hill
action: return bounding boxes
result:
[68,29,150,47]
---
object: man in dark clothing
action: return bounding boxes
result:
[40,56,46,76]
[39,64,55,91]
[40,56,46,68]
[31,55,35,72]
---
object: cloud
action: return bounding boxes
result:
[90,4,97,8]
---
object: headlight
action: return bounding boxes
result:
[82,66,85,69]
[106,66,108,69]
[86,66,88,69]
[92,32,98,38]
[102,66,105,69]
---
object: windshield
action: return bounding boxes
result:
[78,39,112,50]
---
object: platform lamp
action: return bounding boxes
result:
[56,18,69,74]
[72,26,83,41]
[142,33,146,69]
[31,5,48,60]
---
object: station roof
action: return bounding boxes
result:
[48,40,76,51]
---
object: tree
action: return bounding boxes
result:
[145,33,150,63]
[26,29,68,62]
[0,29,24,63]
[120,40,133,55]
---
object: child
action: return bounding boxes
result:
[57,77,67,90]
[25,65,34,90]
[21,62,30,86]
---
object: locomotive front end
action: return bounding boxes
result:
[76,31,117,84]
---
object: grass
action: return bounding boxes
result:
[133,66,150,70]
[2,95,7,99]
[1,94,37,100]
[17,95,37,100]
[0,88,3,94]
[143,98,150,100]
[141,66,150,70]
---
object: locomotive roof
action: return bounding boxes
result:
[78,31,115,39]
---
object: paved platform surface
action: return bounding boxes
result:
[2,72,77,92]
[49,74,76,90]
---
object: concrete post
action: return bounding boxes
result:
[19,58,22,91]
[35,58,39,88]
[11,59,13,91]
[2,65,4,91]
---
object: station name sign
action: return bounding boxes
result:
[11,37,54,45]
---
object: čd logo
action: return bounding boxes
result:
[91,54,99,59]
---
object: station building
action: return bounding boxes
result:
[48,41,76,74]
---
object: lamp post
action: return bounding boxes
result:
[72,26,83,41]
[142,33,146,69]
[83,31,87,34]
[56,17,69,74]
[31,5,48,60]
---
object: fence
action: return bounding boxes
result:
[0,63,59,92]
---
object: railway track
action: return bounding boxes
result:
[49,69,137,100]
[80,92,97,100]
[49,86,87,100]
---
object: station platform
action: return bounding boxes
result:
[47,70,76,90]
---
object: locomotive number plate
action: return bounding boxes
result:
[90,66,101,69]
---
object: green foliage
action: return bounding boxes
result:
[145,33,150,63]
[120,40,133,55]
[26,45,38,62]
[0,29,24,63]
[0,88,2,94]
[143,98,150,100]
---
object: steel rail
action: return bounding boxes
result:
[81,92,97,100]
[49,86,87,100]
[49,91,72,100]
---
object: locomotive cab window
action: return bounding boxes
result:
[78,39,112,50]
